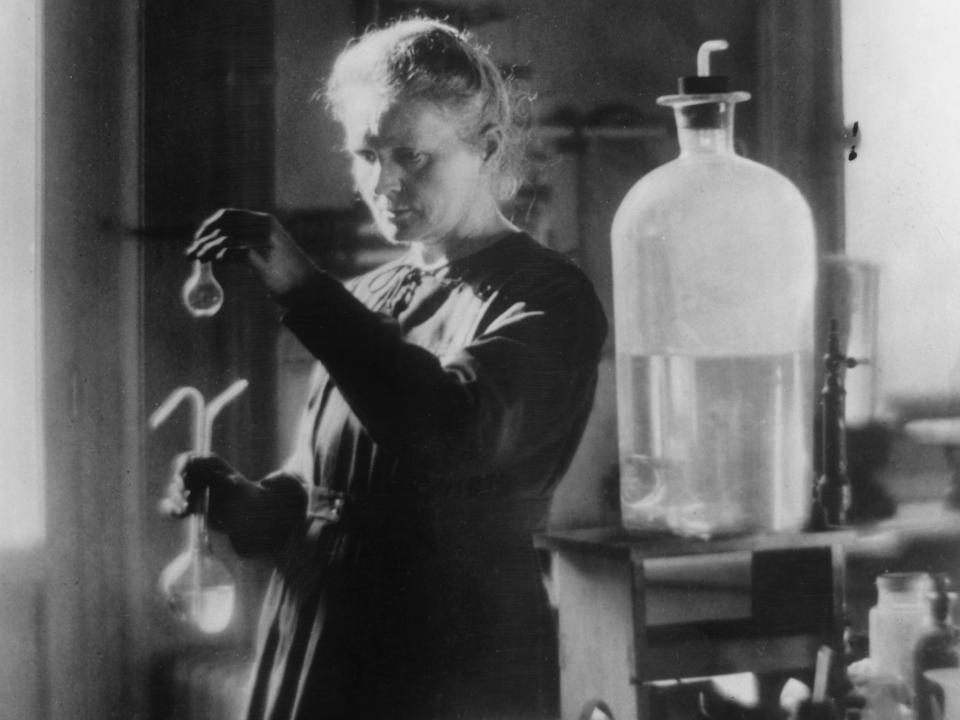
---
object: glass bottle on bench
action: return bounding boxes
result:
[611,40,816,538]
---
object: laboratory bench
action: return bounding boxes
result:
[536,502,960,720]
[845,501,960,638]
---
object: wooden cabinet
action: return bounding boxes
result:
[536,527,853,720]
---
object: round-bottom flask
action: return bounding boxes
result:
[182,260,224,317]
[160,513,236,634]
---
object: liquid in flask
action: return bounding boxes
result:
[159,515,236,634]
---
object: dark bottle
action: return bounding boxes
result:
[913,573,959,720]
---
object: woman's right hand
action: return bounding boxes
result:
[187,208,319,299]
[160,453,252,533]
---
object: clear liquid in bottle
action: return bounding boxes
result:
[618,352,810,537]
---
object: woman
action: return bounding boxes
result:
[166,17,607,720]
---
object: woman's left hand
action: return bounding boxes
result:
[187,208,319,298]
[160,452,258,534]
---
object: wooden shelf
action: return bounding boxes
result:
[858,501,960,536]
[535,525,855,561]
[537,501,960,561]
[846,501,960,559]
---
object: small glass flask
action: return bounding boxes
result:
[159,490,236,634]
[182,260,224,317]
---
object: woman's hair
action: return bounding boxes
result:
[323,17,525,201]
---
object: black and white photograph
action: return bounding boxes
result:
[3,1,960,719]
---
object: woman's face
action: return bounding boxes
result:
[343,97,495,248]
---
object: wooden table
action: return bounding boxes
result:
[535,527,855,720]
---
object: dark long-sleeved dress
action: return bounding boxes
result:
[230,232,607,720]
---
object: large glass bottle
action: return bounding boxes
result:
[612,41,816,538]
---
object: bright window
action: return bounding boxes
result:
[0,0,42,546]
[842,0,960,407]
